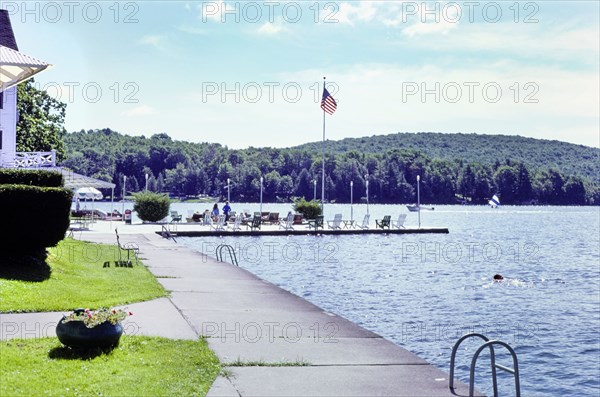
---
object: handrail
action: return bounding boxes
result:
[160,225,177,242]
[469,340,520,397]
[449,332,520,397]
[450,333,494,392]
[216,244,238,266]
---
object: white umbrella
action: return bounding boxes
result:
[76,187,103,200]
[75,187,103,223]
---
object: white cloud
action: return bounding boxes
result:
[140,35,167,50]
[334,1,381,26]
[257,21,285,35]
[122,105,155,117]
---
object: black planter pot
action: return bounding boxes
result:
[56,313,123,349]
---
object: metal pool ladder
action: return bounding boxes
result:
[449,332,521,397]
[216,244,238,266]
[160,225,177,242]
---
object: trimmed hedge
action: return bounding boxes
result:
[292,197,322,220]
[0,169,64,187]
[0,184,73,253]
[133,192,170,222]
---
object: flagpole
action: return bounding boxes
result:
[321,76,326,215]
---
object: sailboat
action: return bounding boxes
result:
[488,194,501,208]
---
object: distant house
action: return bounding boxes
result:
[0,9,52,168]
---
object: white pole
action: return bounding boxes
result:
[365,174,369,215]
[145,173,149,191]
[417,175,421,229]
[227,178,231,202]
[122,175,126,217]
[260,176,263,214]
[313,179,317,201]
[321,77,326,216]
[350,180,354,222]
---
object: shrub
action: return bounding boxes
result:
[292,197,322,220]
[0,184,73,253]
[0,169,63,187]
[133,192,170,222]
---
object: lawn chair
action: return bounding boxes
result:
[248,214,262,231]
[327,213,343,230]
[261,212,270,224]
[230,214,242,231]
[115,228,139,266]
[308,215,324,230]
[392,214,407,229]
[354,214,370,229]
[279,213,294,231]
[268,212,280,224]
[170,211,182,223]
[375,215,391,230]
[293,214,304,225]
[211,214,226,231]
[203,213,211,226]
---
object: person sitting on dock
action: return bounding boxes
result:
[211,203,220,221]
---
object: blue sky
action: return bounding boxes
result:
[5,1,599,148]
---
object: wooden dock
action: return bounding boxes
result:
[157,227,449,238]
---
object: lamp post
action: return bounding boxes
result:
[350,180,354,222]
[365,174,369,215]
[122,175,127,216]
[227,178,231,202]
[145,173,149,191]
[260,176,263,214]
[417,175,421,229]
[313,179,317,201]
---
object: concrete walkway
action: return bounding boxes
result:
[1,231,480,396]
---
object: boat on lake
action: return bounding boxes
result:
[488,194,501,208]
[406,204,435,212]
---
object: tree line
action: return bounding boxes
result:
[60,129,598,205]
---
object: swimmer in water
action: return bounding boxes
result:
[493,274,504,282]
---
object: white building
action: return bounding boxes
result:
[0,9,52,168]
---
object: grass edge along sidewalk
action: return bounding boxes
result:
[0,238,167,313]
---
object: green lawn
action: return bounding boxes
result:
[0,239,167,312]
[0,336,221,396]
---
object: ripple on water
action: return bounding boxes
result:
[178,206,600,397]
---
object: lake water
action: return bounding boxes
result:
[91,202,600,396]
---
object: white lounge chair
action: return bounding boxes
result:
[279,213,294,231]
[354,214,370,229]
[211,214,226,231]
[203,213,211,226]
[327,213,343,230]
[230,215,242,231]
[392,214,407,229]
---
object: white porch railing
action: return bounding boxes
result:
[12,150,56,168]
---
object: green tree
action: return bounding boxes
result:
[516,163,533,202]
[564,176,586,205]
[494,166,519,204]
[16,80,66,160]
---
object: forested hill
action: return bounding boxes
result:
[60,129,599,205]
[295,132,599,183]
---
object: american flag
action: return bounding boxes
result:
[321,87,337,115]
